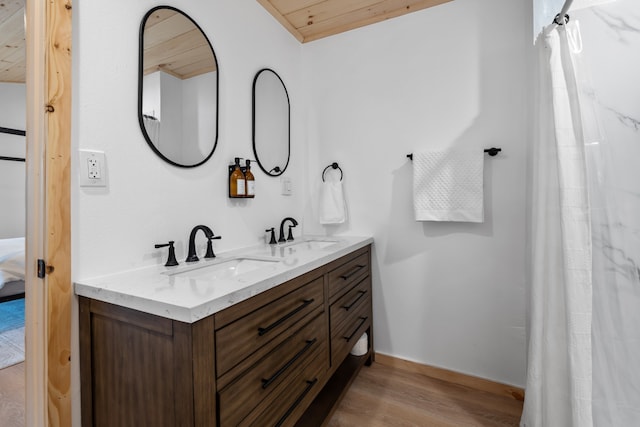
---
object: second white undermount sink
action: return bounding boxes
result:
[282,239,337,251]
[164,256,279,280]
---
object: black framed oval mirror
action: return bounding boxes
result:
[252,68,290,176]
[138,6,219,168]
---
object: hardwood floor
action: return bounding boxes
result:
[0,362,25,427]
[0,360,523,427]
[327,360,523,427]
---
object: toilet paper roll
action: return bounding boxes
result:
[350,332,368,356]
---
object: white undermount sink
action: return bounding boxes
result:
[282,239,338,251]
[164,256,279,280]
[253,238,340,257]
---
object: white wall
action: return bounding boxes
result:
[159,71,184,162]
[73,0,304,279]
[182,71,218,164]
[302,0,531,386]
[0,82,26,238]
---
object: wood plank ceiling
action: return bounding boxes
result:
[0,0,25,83]
[142,8,217,80]
[257,0,452,43]
[0,0,451,83]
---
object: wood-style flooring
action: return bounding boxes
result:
[0,362,24,427]
[0,360,523,427]
[327,361,523,427]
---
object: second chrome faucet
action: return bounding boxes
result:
[186,225,222,262]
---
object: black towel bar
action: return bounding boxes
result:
[1,126,27,161]
[0,126,26,136]
[322,162,343,182]
[0,156,25,162]
[407,147,501,160]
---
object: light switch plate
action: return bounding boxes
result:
[79,150,107,187]
[281,177,292,196]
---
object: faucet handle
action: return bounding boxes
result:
[205,235,222,259]
[287,226,295,241]
[265,228,277,245]
[154,241,179,267]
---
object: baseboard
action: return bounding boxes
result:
[374,353,525,402]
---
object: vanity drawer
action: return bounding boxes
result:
[330,276,370,333]
[331,296,371,367]
[328,250,369,299]
[215,276,324,378]
[239,351,327,427]
[218,314,327,426]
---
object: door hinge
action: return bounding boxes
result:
[37,259,54,278]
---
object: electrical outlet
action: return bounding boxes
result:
[87,158,101,179]
[79,150,107,187]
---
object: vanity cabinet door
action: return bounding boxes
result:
[79,297,216,427]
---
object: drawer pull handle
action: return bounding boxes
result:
[343,316,368,343]
[257,299,315,337]
[275,378,319,427]
[339,264,366,280]
[262,338,317,389]
[342,290,367,311]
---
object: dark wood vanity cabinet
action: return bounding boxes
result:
[79,244,373,427]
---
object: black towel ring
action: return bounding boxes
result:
[322,162,343,182]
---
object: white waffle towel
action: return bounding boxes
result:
[412,149,484,222]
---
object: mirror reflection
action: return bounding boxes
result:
[252,69,290,176]
[138,6,219,167]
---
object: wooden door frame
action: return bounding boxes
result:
[25,0,73,426]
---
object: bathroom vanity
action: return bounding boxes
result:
[76,237,373,427]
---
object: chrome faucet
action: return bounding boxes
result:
[186,225,221,262]
[278,217,298,243]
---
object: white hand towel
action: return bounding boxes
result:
[319,181,347,224]
[412,149,484,222]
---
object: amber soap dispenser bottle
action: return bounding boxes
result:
[244,159,255,198]
[229,157,246,198]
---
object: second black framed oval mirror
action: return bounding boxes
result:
[252,68,290,176]
[138,6,219,168]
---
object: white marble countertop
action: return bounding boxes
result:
[74,235,373,323]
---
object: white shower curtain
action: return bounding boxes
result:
[522,22,593,427]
